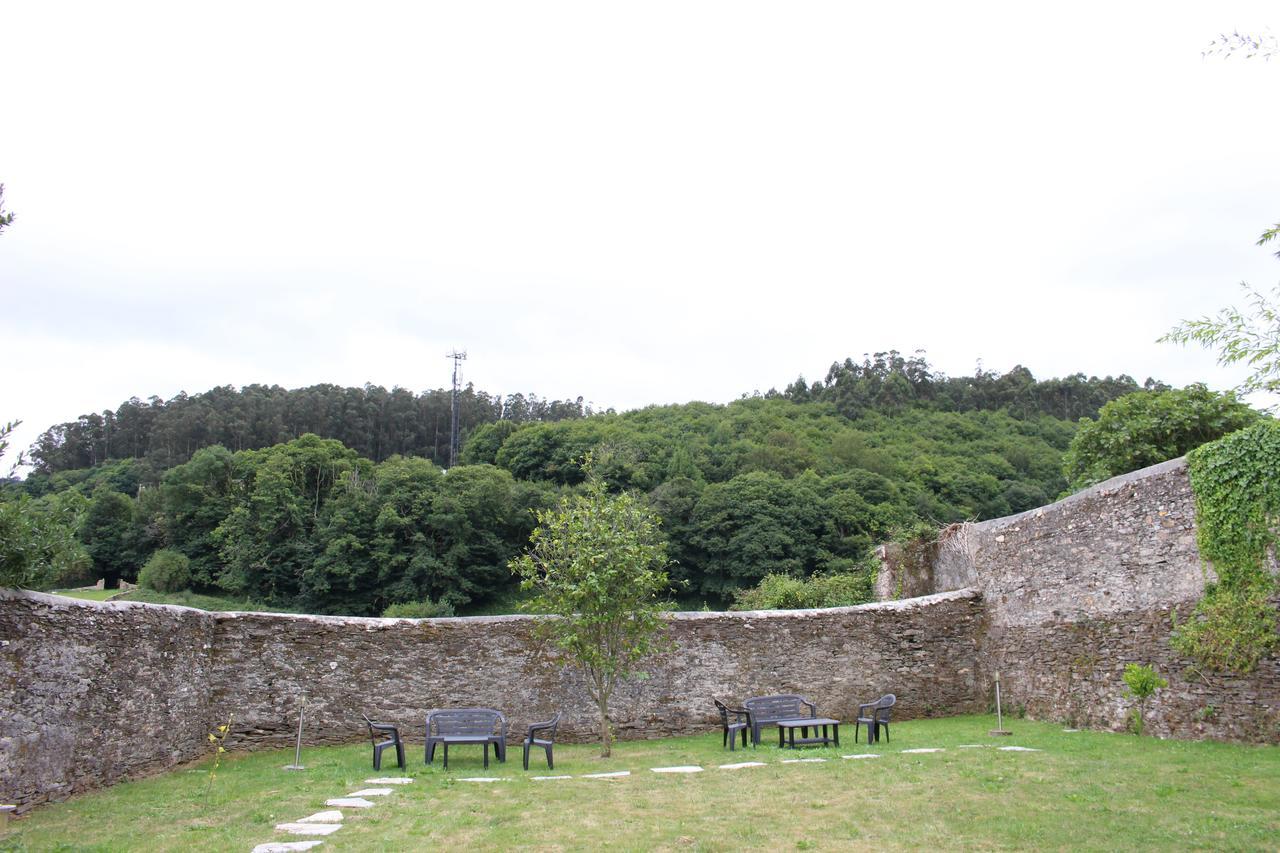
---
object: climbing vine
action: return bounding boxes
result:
[1174,420,1280,672]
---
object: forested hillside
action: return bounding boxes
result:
[7,352,1167,615]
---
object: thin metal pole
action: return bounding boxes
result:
[285,697,306,770]
[294,701,305,766]
[995,674,1003,731]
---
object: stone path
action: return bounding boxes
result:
[249,746,1046,849]
[251,778,414,851]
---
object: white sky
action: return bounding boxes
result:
[2,2,1278,464]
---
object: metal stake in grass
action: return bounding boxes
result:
[989,672,1012,737]
[284,695,307,770]
[284,661,339,771]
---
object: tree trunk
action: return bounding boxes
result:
[597,694,612,757]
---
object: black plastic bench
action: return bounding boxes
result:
[426,708,508,769]
[743,694,818,746]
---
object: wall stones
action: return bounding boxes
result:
[0,592,217,813]
[945,458,1279,742]
[0,588,984,811]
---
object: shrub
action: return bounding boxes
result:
[382,598,456,619]
[1122,663,1167,736]
[138,549,192,593]
[731,570,872,610]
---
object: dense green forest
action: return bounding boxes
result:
[5,352,1172,615]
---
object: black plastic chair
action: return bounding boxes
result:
[523,712,562,770]
[362,713,405,771]
[855,694,896,744]
[714,699,750,750]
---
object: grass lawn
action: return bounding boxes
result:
[46,588,299,613]
[2,715,1277,851]
[47,587,118,602]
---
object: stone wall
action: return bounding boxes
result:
[6,454,1276,812]
[945,458,1280,742]
[0,592,218,813]
[0,588,984,811]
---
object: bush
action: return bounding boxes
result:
[731,571,872,611]
[1122,663,1168,736]
[138,549,192,593]
[382,598,456,619]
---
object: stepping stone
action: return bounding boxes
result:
[459,777,506,782]
[348,788,393,797]
[531,775,573,781]
[325,797,374,809]
[581,771,630,778]
[719,762,766,770]
[842,754,880,760]
[296,811,343,823]
[780,758,826,764]
[901,748,944,754]
[365,778,414,785]
[275,823,342,837]
[957,744,988,749]
[997,746,1041,752]
[1062,729,1080,733]
[651,766,703,774]
[251,843,325,853]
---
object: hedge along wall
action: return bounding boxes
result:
[930,458,1280,741]
[0,588,984,812]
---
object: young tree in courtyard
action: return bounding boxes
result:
[510,464,671,757]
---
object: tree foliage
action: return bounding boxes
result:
[27,384,595,476]
[0,420,87,588]
[0,184,14,235]
[5,351,1188,611]
[510,471,671,757]
[139,548,192,593]
[1062,386,1259,491]
[1161,223,1280,410]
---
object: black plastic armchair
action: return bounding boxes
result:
[714,699,750,750]
[522,712,561,771]
[855,694,896,744]
[362,712,405,771]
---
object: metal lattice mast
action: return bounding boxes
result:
[447,349,467,468]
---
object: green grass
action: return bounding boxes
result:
[116,588,300,613]
[47,587,118,601]
[45,587,295,612]
[3,716,1278,851]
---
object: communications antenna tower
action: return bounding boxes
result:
[447,349,467,468]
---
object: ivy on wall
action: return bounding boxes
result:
[1175,420,1280,672]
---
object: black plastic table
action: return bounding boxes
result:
[777,717,840,748]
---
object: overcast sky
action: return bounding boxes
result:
[2,2,1278,463]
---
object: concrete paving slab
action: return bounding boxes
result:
[325,797,374,809]
[275,823,341,837]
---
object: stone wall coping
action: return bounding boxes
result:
[0,587,217,617]
[971,456,1189,534]
[0,586,981,627]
